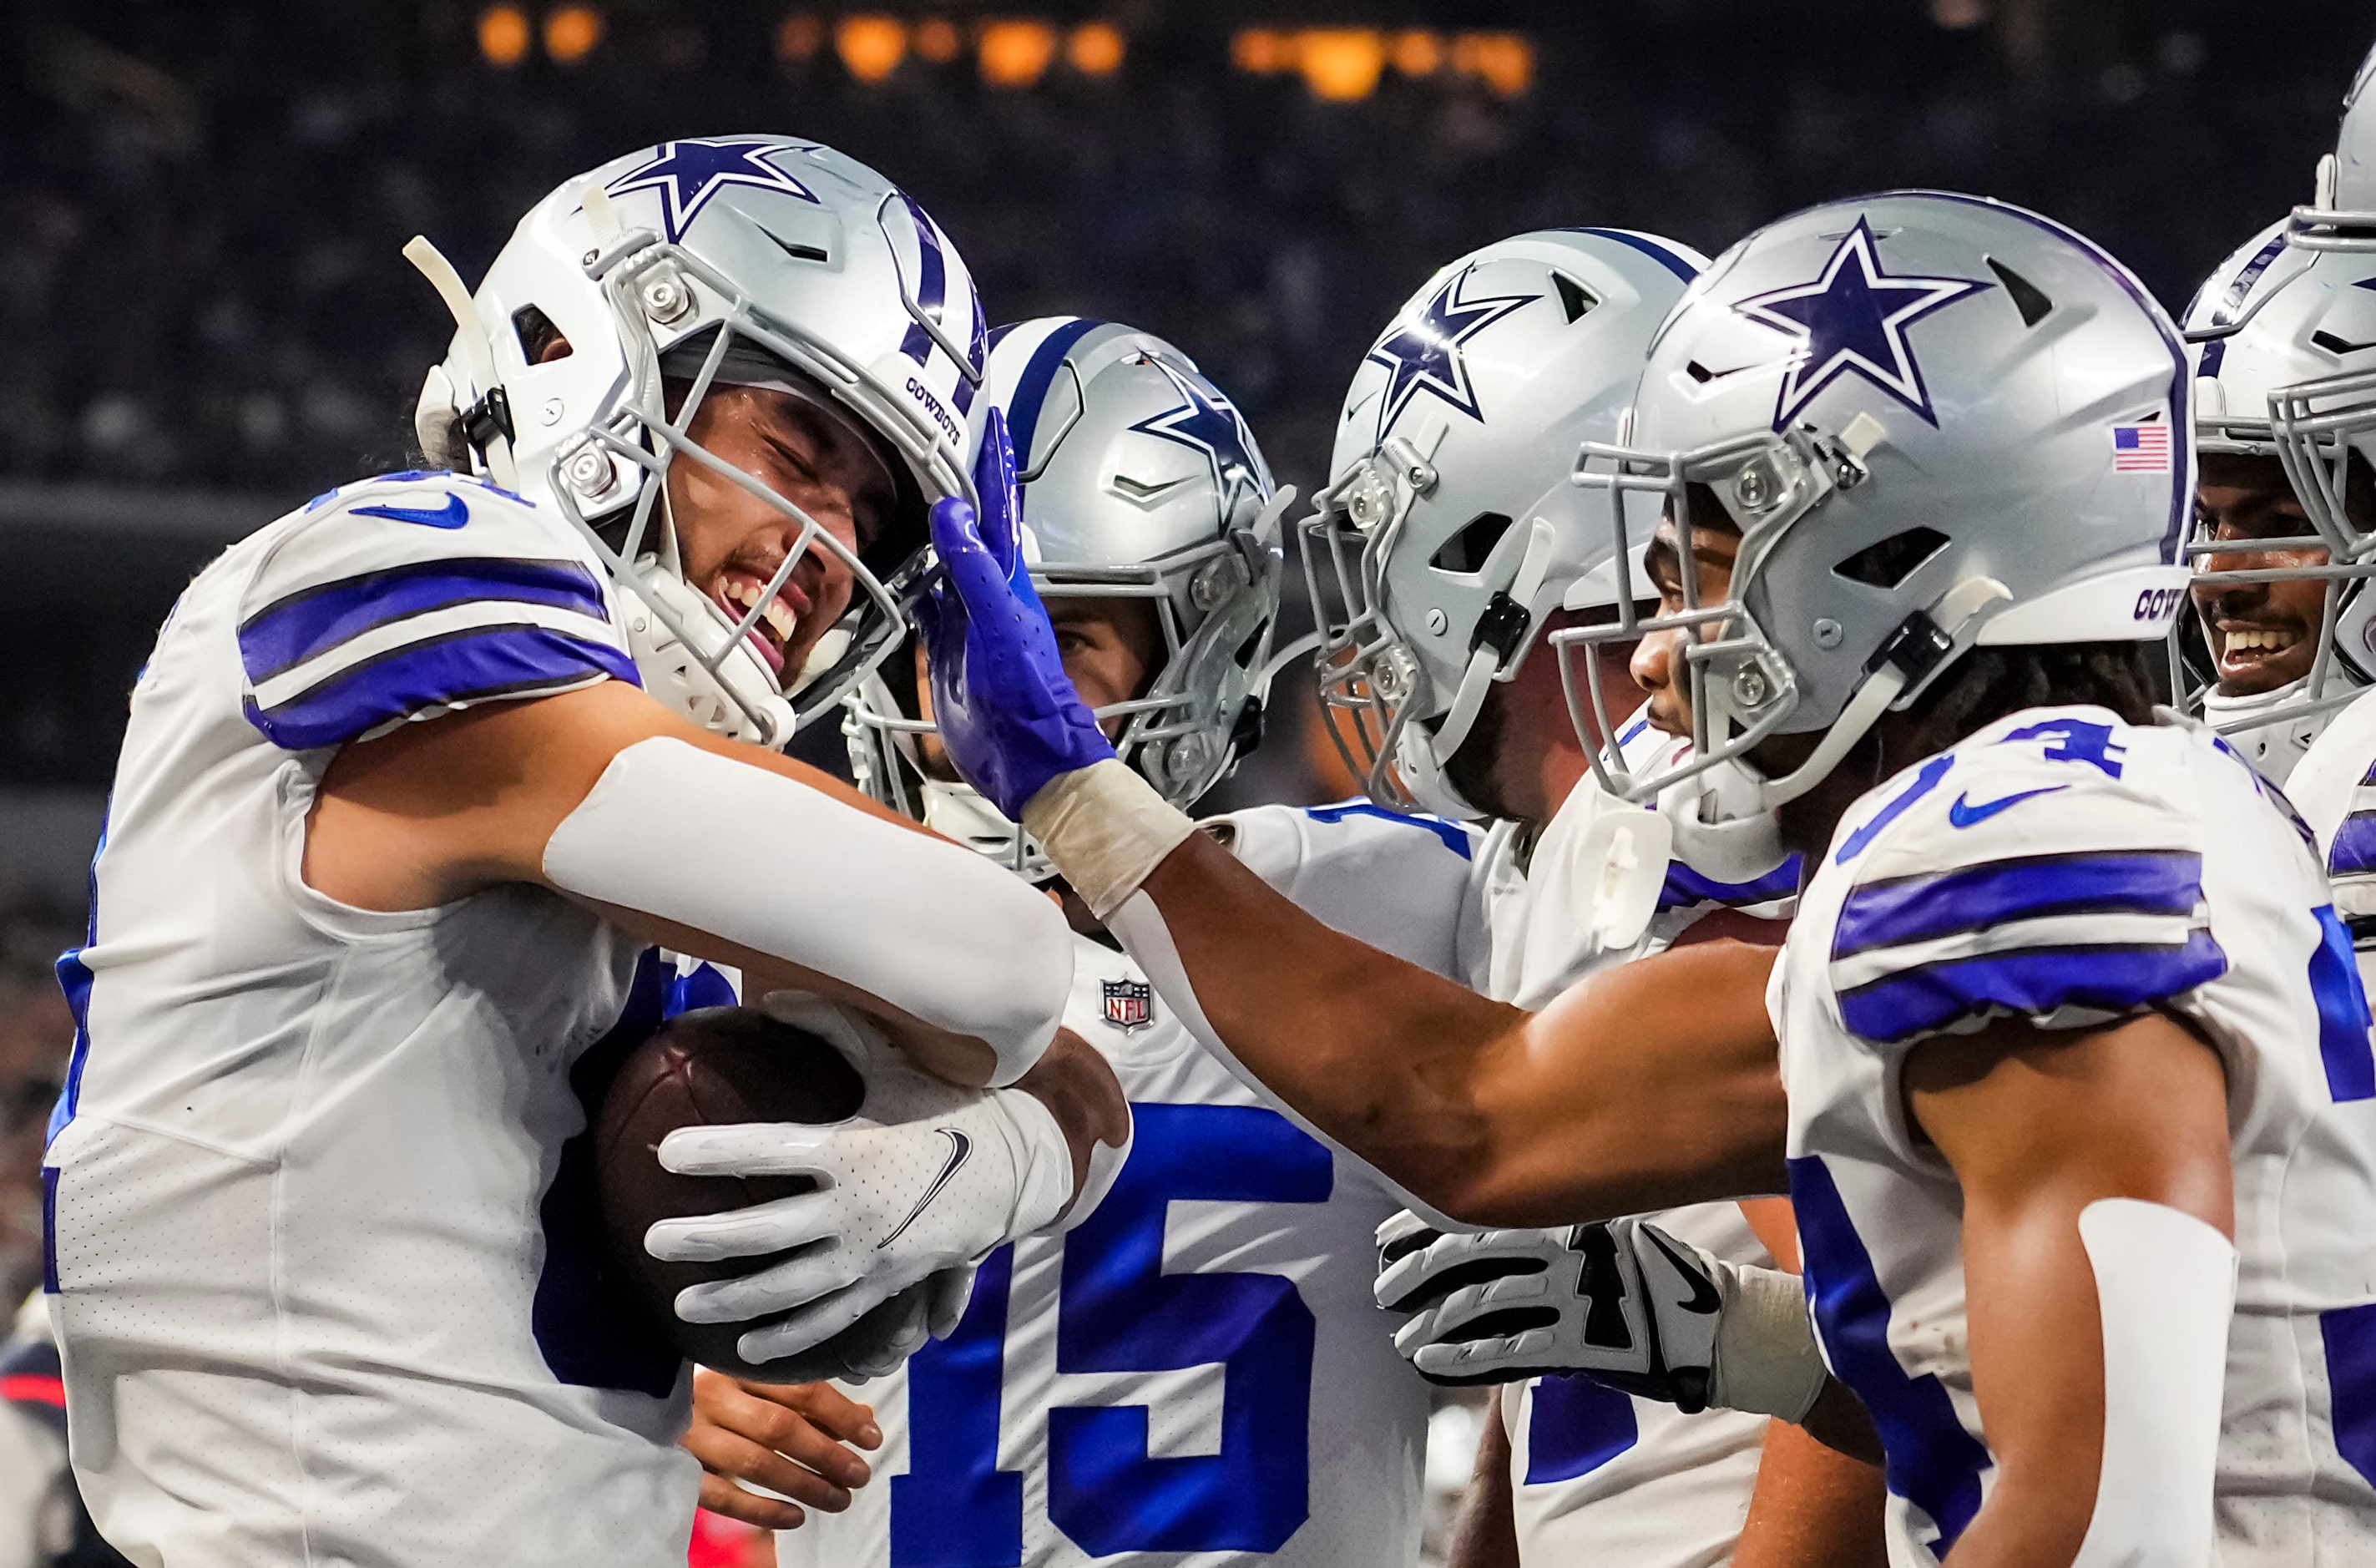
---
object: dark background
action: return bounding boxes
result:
[3,0,2373,799]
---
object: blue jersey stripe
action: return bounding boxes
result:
[2333,812,2376,878]
[1836,930,2227,1044]
[1832,850,2202,961]
[1790,1156,1989,1550]
[1657,855,1802,913]
[245,625,639,751]
[239,557,609,684]
[1302,800,1474,860]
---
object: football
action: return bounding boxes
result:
[593,1004,867,1380]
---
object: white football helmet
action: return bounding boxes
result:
[2291,39,2376,250]
[411,135,987,745]
[1300,229,1706,817]
[1556,192,2193,812]
[845,317,1287,878]
[2179,219,2376,782]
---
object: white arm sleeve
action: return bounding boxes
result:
[543,737,1072,1085]
[2070,1197,2237,1568]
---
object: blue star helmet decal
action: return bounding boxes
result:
[1130,355,1266,520]
[604,139,821,245]
[1736,216,1992,432]
[1365,263,1539,437]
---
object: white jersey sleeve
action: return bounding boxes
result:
[1809,714,2226,1055]
[235,472,636,751]
[1216,799,1486,977]
[2285,685,2376,938]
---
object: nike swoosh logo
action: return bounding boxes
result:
[877,1129,973,1251]
[1947,785,2065,829]
[1640,1227,1721,1316]
[352,494,469,529]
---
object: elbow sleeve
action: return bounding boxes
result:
[543,737,1070,1084]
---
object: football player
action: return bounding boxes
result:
[919,192,2376,1560]
[2237,48,2376,998]
[41,139,1129,1568]
[689,316,1464,1564]
[2178,218,2371,787]
[1297,230,1883,1566]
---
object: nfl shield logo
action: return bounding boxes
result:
[1101,979,1155,1032]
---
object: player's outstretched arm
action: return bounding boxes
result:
[1902,1013,2237,1568]
[306,676,1071,1090]
[915,412,1784,1222]
[1130,835,1788,1223]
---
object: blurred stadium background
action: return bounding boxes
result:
[1,0,2372,1487]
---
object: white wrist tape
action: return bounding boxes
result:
[1020,759,1198,920]
[543,737,1071,1085]
[2070,1198,2236,1568]
[1711,1261,1830,1423]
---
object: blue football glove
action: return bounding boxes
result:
[917,408,1115,820]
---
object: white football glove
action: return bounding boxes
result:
[645,995,1100,1368]
[1373,1210,1828,1422]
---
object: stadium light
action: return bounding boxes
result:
[978,19,1057,88]
[1298,29,1384,101]
[1389,29,1443,76]
[837,14,907,81]
[1232,28,1291,73]
[1067,21,1125,77]
[477,4,531,67]
[776,12,825,63]
[1452,32,1533,96]
[914,17,962,63]
[543,6,604,65]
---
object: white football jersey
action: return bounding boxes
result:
[1477,716,1797,1568]
[777,803,1476,1567]
[42,473,700,1568]
[1774,705,2376,1563]
[2282,685,2376,996]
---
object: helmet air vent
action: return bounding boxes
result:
[511,304,574,365]
[1551,271,1600,324]
[1833,526,1949,590]
[2311,329,2376,357]
[1984,258,2054,327]
[1430,511,1514,574]
[756,224,830,265]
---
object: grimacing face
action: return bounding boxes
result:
[664,384,900,687]
[2189,452,2340,699]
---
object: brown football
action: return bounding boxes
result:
[593,1004,867,1380]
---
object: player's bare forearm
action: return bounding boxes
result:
[1014,1026,1130,1221]
[1732,1416,1887,1568]
[1132,832,1789,1224]
[1445,1397,1519,1568]
[1903,1014,2234,1567]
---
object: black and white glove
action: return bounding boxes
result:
[1373,1210,1827,1421]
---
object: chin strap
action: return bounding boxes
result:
[1425,518,1561,782]
[1753,575,2010,812]
[402,235,519,489]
